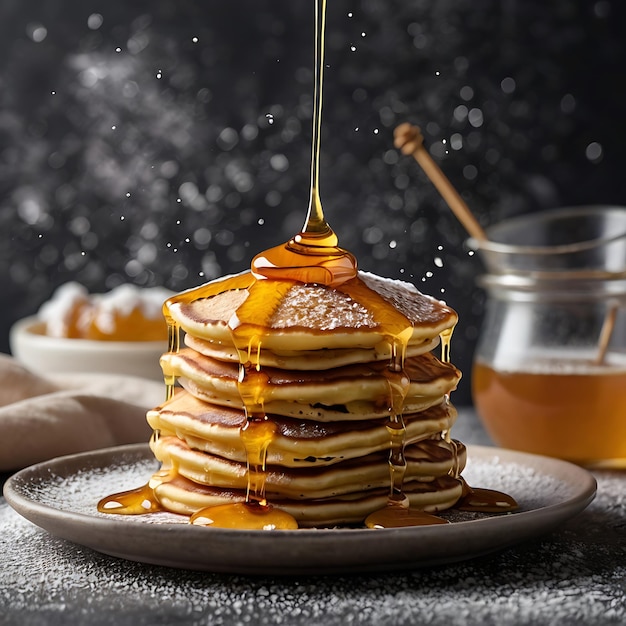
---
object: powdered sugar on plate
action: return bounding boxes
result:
[12,450,186,525]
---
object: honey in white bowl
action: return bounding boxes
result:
[38,282,172,342]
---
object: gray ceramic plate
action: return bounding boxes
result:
[3,444,596,575]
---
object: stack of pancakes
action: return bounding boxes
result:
[147,270,464,527]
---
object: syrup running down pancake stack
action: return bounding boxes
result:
[145,268,465,528]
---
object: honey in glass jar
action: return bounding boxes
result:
[470,205,626,467]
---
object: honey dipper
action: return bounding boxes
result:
[393,122,487,242]
[395,122,616,365]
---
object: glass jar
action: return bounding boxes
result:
[469,205,626,467]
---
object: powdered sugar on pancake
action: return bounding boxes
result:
[270,284,377,330]
[359,271,456,327]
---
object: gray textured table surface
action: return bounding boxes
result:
[1,408,625,626]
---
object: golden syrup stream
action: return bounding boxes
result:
[192,0,344,530]
[164,313,180,400]
[440,326,453,364]
[251,0,357,288]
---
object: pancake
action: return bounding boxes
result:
[151,436,465,500]
[159,348,460,421]
[99,262,476,528]
[184,333,441,370]
[142,268,466,527]
[165,270,457,353]
[147,392,458,467]
[150,434,467,500]
[153,473,465,527]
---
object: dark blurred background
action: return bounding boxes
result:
[1,0,624,403]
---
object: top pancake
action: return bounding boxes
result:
[165,270,457,357]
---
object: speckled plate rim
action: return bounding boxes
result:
[3,444,597,575]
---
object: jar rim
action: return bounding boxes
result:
[477,273,626,300]
[468,205,626,257]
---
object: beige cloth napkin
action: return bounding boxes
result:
[0,354,165,471]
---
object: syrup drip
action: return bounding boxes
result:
[365,502,449,529]
[383,344,410,502]
[97,467,172,515]
[387,418,407,499]
[365,334,445,529]
[97,483,162,515]
[337,285,420,524]
[440,326,453,364]
[164,314,180,400]
[446,437,463,476]
[188,336,299,529]
[190,413,298,530]
[457,480,518,514]
[240,418,275,502]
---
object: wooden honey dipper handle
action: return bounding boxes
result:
[394,124,618,364]
[394,123,487,242]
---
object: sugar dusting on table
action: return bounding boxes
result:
[1,471,625,625]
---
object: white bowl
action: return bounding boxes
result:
[9,316,167,381]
